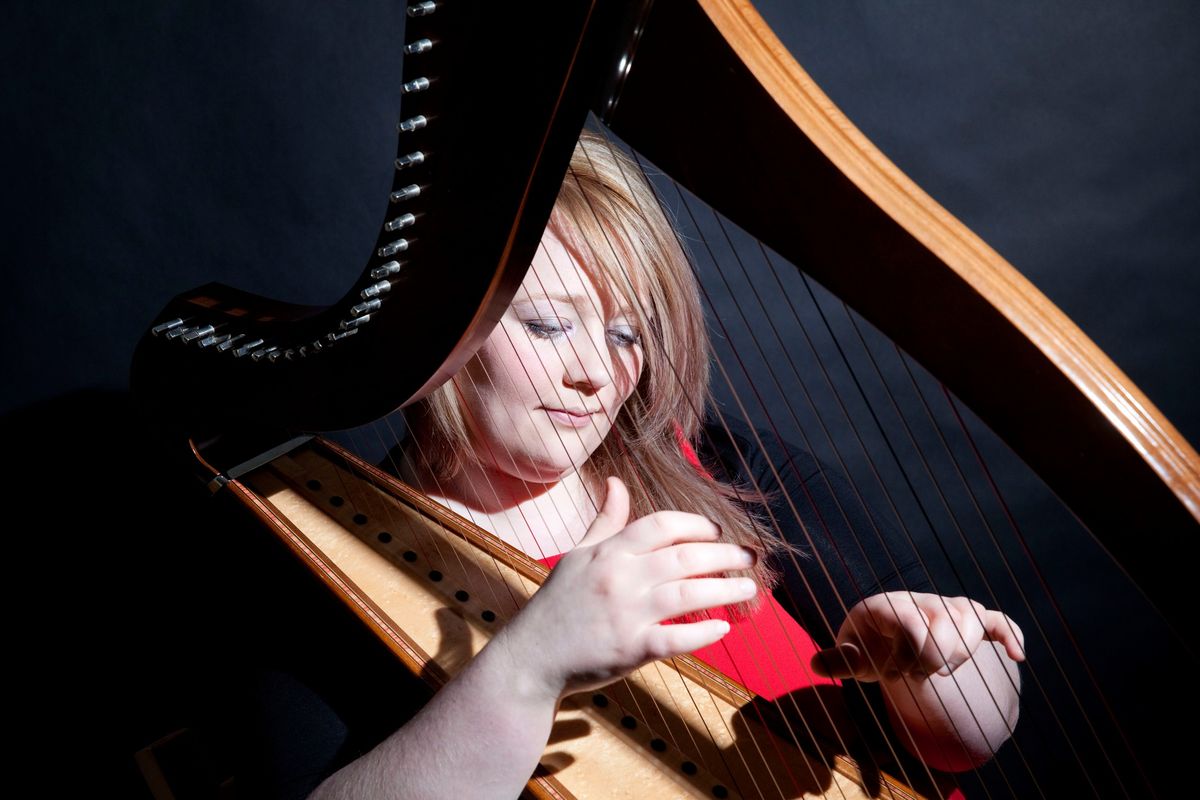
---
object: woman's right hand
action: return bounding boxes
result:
[495,476,758,702]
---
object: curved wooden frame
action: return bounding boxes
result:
[701,0,1200,519]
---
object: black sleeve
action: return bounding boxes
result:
[215,504,433,800]
[697,419,931,648]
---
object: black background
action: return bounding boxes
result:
[5,1,1198,797]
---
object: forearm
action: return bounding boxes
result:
[880,640,1021,772]
[309,630,558,800]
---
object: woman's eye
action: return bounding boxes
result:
[607,326,642,348]
[524,319,569,339]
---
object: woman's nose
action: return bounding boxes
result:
[562,336,613,394]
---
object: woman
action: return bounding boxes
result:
[308,132,1024,798]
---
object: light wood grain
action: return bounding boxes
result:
[230,439,919,799]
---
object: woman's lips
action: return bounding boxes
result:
[543,408,598,429]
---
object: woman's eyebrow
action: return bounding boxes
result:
[518,291,579,306]
[516,290,637,318]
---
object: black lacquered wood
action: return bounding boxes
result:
[131,0,628,434]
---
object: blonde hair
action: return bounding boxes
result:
[411,131,784,597]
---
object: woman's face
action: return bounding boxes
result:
[452,229,645,485]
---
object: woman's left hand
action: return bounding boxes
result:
[810,592,1025,682]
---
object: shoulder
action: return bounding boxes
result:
[695,418,822,493]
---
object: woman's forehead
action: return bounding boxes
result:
[521,230,640,315]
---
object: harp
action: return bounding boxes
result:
[132,1,1199,797]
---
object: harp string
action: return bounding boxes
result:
[851,318,1109,791]
[501,259,781,795]
[573,129,943,794]
[939,388,1152,797]
[377,410,533,620]
[342,123,998,794]
[656,173,997,795]
[697,343,938,798]
[675,142,1148,797]
[336,126,979,797]
[400,325,710,782]
[601,136,979,783]
[324,113,1108,796]
[827,272,1150,795]
[652,196,948,793]
[616,132,1080,798]
[412,139,864,800]
[782,265,1024,773]
[385,372,716,788]
[819,288,1094,794]
[686,172,1115,798]
[590,125,1032,796]
[532,172,818,798]
[679,241,955,796]
[850,326,1086,793]
[754,238,1104,795]
[384,249,771,794]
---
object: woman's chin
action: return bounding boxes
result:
[497,458,588,487]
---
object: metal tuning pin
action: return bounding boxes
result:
[151,318,184,336]
[407,2,436,17]
[404,38,433,55]
[251,346,279,362]
[165,325,196,340]
[199,333,231,349]
[352,299,382,316]
[329,329,358,342]
[402,77,430,95]
[390,184,421,203]
[340,315,371,330]
[377,238,410,258]
[181,324,215,343]
[361,280,393,299]
[384,213,416,232]
[233,338,265,358]
[370,261,402,279]
[395,151,425,170]
[397,115,427,133]
[216,334,246,352]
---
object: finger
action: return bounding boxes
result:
[650,577,758,620]
[577,477,630,548]
[619,511,721,553]
[982,610,1026,662]
[642,618,731,659]
[921,606,976,677]
[643,542,756,582]
[811,642,869,681]
[865,601,933,677]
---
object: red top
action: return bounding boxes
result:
[686,592,839,701]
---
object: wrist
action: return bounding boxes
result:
[487,623,567,707]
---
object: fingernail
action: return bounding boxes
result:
[740,547,756,566]
[737,578,757,597]
[840,643,863,672]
